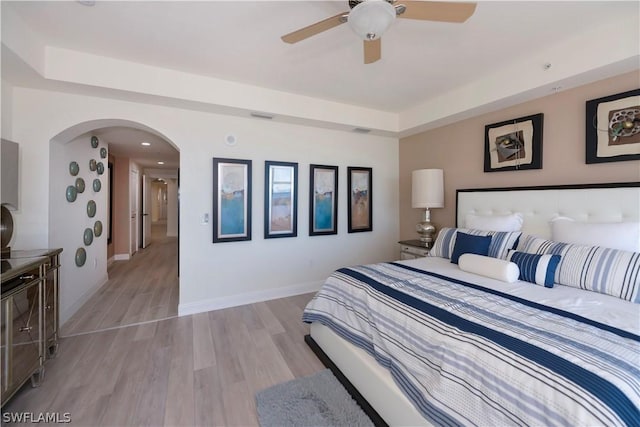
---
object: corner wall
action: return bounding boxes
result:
[49,134,108,324]
[399,70,640,239]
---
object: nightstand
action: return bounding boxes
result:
[398,240,430,260]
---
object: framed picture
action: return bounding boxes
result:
[264,161,298,239]
[586,88,640,164]
[309,164,338,236]
[212,158,251,243]
[484,113,544,172]
[347,167,372,233]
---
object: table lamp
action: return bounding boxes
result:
[411,169,444,247]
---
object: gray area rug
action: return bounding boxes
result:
[255,369,374,427]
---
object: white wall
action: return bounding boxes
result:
[6,86,399,321]
[49,134,108,324]
[1,79,13,139]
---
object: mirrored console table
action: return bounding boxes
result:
[1,248,62,407]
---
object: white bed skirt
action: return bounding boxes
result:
[310,322,429,426]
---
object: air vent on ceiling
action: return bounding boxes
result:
[353,127,371,134]
[250,112,274,120]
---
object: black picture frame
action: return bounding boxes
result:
[309,164,338,236]
[264,161,298,239]
[347,167,372,233]
[585,88,640,164]
[212,157,252,243]
[484,113,544,172]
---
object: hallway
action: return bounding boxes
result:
[62,222,179,336]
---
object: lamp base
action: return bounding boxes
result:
[415,208,436,248]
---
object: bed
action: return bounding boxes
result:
[303,182,640,426]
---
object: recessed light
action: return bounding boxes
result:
[157,161,165,165]
[141,142,151,146]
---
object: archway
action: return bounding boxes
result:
[48,119,180,332]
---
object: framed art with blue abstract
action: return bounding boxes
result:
[264,161,298,239]
[309,164,338,236]
[213,158,252,243]
[347,167,372,233]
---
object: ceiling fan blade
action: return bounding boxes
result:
[281,12,348,44]
[397,1,476,23]
[364,39,381,64]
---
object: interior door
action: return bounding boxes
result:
[142,175,152,248]
[130,169,139,256]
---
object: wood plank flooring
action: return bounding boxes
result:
[4,222,325,426]
[4,294,323,426]
[62,223,179,336]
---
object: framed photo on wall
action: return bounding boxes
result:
[264,161,298,239]
[309,164,338,236]
[347,167,372,233]
[585,88,640,164]
[484,113,544,172]
[212,157,252,243]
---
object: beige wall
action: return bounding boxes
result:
[399,71,640,240]
[113,155,130,256]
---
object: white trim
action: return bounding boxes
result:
[113,253,130,261]
[59,273,109,326]
[107,255,115,266]
[178,280,323,317]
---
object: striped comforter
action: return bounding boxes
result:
[303,262,640,426]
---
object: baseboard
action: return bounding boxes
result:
[107,256,115,266]
[59,273,109,327]
[178,280,323,317]
[113,253,130,261]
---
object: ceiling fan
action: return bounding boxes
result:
[281,0,476,64]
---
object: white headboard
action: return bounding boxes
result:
[456,183,640,239]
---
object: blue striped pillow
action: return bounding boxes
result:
[507,250,561,288]
[430,228,521,260]
[517,235,640,302]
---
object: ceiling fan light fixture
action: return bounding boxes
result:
[348,0,396,41]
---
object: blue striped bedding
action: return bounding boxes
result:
[303,261,640,426]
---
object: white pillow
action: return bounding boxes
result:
[465,213,523,232]
[550,217,640,252]
[458,253,520,283]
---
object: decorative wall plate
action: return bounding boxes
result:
[87,200,96,217]
[91,136,99,148]
[66,185,78,202]
[94,220,103,237]
[93,179,101,192]
[89,159,97,171]
[83,228,94,246]
[75,177,85,193]
[69,161,80,176]
[75,247,86,267]
[100,147,107,159]
[97,162,104,175]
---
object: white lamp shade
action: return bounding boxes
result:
[411,169,444,209]
[348,0,396,41]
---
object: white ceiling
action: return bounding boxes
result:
[92,126,180,170]
[2,1,639,165]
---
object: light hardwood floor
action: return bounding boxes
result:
[4,223,324,425]
[62,223,179,336]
